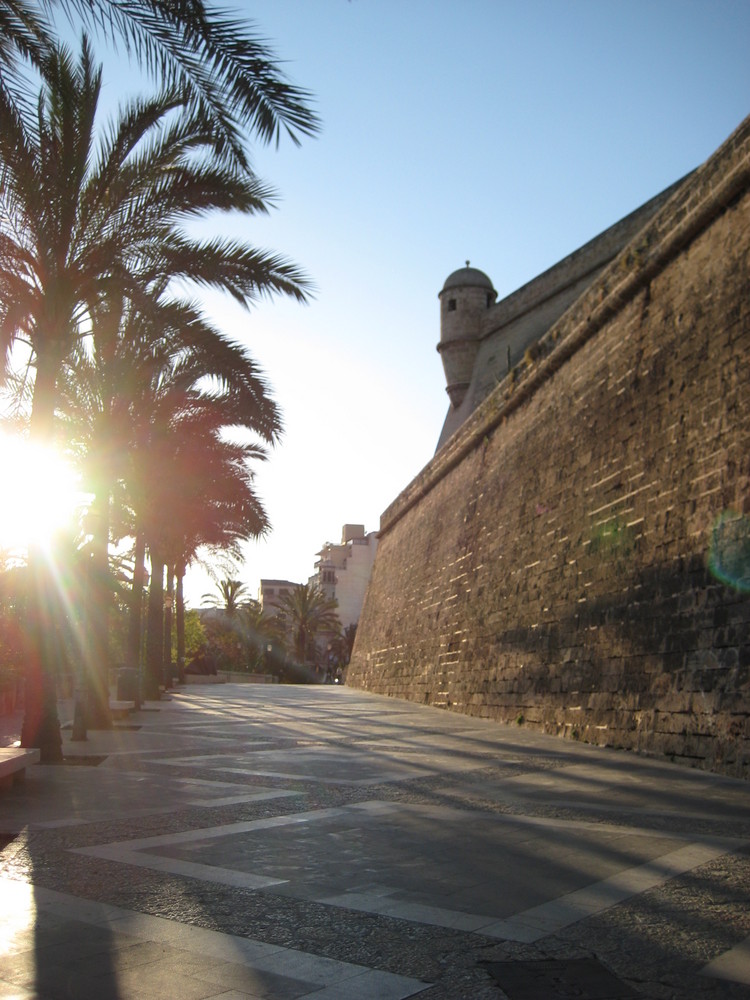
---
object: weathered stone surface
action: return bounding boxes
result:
[348,116,750,779]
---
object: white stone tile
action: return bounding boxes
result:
[306,969,432,999]
[701,937,750,986]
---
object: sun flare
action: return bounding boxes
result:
[0,431,85,557]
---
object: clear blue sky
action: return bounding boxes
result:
[73,2,750,603]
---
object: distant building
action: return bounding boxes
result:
[258,579,299,617]
[309,524,378,628]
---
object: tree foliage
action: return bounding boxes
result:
[0,16,316,753]
[274,582,341,665]
[0,0,320,166]
[202,578,251,618]
[0,35,311,444]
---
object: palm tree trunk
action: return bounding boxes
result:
[144,549,164,700]
[86,492,112,729]
[20,544,64,761]
[126,530,147,709]
[176,561,186,683]
[20,350,63,761]
[28,350,58,440]
[162,566,174,690]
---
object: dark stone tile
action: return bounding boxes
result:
[35,924,117,965]
[484,958,640,999]
[28,963,121,1000]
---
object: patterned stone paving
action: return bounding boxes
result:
[1,684,749,998]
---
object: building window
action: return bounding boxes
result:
[448,298,457,311]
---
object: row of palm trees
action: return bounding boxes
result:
[202,578,356,678]
[0,2,319,759]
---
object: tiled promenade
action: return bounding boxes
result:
[1,683,749,999]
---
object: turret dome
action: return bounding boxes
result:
[441,262,494,293]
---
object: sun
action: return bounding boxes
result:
[0,431,85,557]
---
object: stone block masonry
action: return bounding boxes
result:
[347,115,750,778]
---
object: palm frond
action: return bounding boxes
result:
[41,0,320,166]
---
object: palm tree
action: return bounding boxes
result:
[59,290,283,707]
[141,436,270,696]
[0,0,319,167]
[0,40,310,757]
[275,582,341,667]
[0,37,310,443]
[237,599,278,672]
[200,578,253,676]
[120,343,275,698]
[168,440,273,683]
[203,579,251,618]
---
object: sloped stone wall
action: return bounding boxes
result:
[347,119,750,778]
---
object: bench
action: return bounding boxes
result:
[0,747,40,789]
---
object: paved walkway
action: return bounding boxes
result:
[1,684,748,999]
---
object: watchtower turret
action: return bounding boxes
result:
[437,263,496,408]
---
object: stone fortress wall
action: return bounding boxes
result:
[435,176,688,451]
[346,116,750,778]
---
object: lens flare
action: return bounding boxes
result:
[708,511,750,593]
[0,431,84,557]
